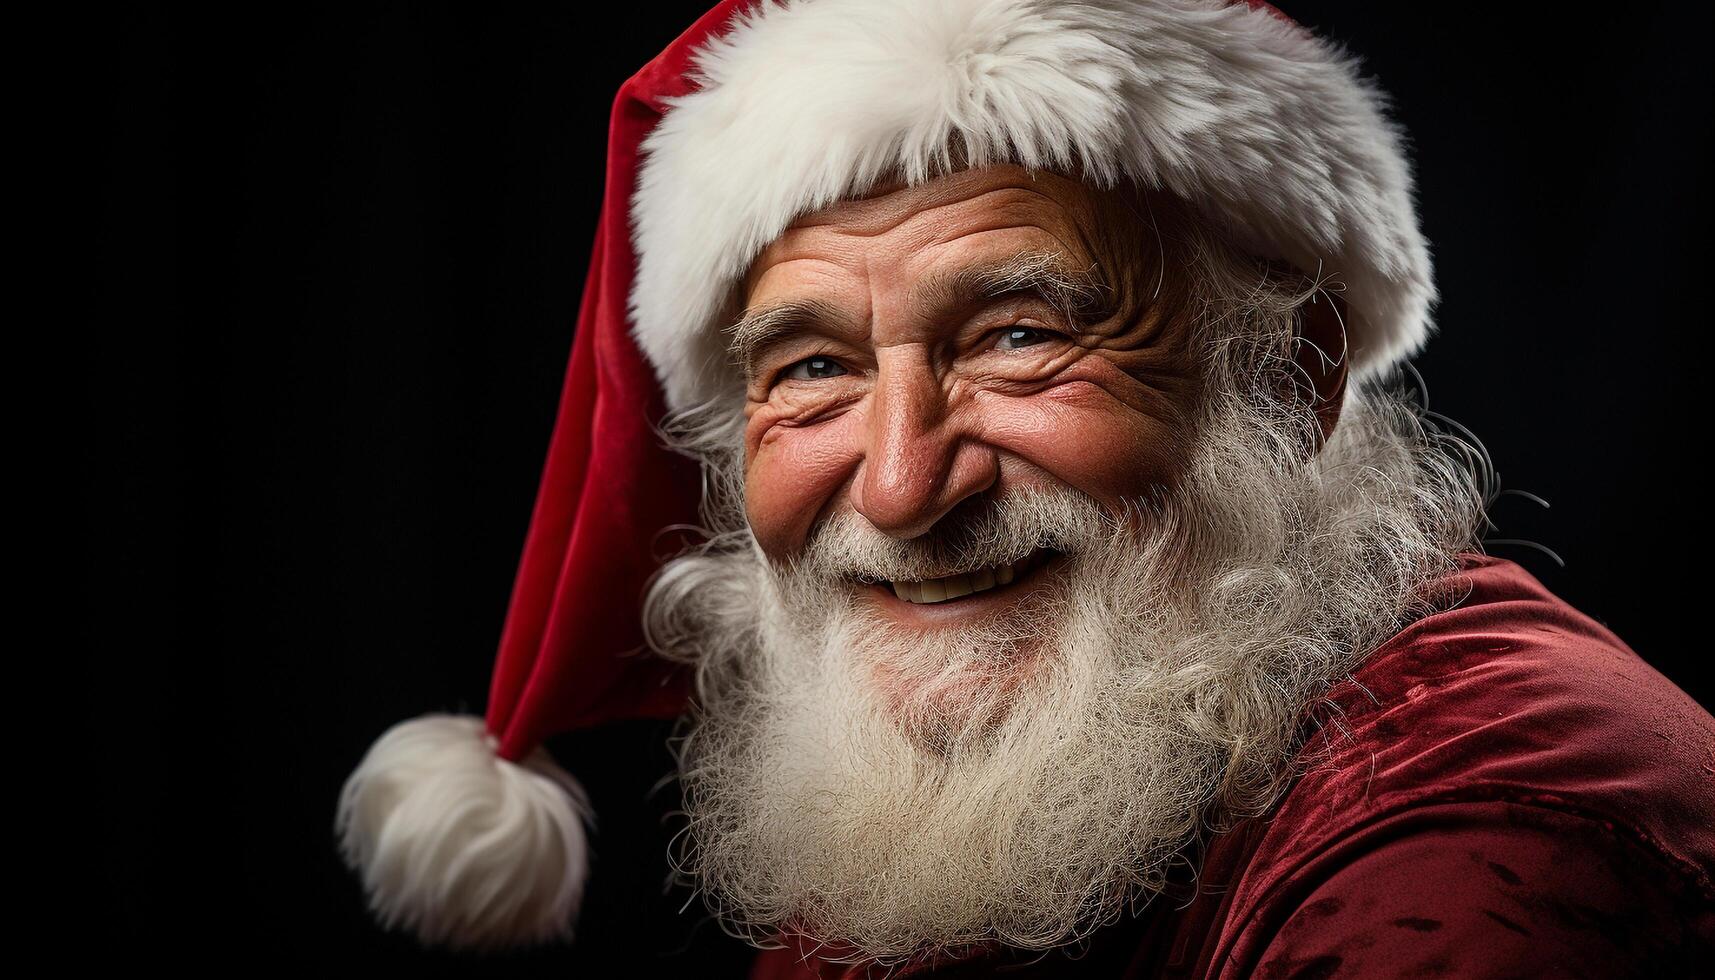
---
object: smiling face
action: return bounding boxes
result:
[649,163,1478,965]
[739,165,1201,556]
[735,166,1205,715]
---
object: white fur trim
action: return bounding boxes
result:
[335,714,593,950]
[631,0,1432,411]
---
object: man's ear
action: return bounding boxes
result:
[1293,283,1350,448]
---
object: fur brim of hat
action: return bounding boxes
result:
[631,0,1432,413]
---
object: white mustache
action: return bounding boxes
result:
[786,486,1126,585]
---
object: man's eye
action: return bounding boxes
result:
[781,356,849,381]
[995,326,1053,351]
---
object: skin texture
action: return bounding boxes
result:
[736,164,1346,627]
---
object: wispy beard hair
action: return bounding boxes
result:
[642,240,1486,966]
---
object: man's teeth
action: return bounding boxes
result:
[890,561,1022,604]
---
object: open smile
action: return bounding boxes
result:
[860,548,1064,620]
[885,547,1058,603]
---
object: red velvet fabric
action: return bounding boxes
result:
[751,555,1715,978]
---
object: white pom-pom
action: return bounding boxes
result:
[336,713,593,950]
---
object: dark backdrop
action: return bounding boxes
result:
[94,1,1710,971]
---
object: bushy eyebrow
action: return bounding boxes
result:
[726,250,1115,381]
[912,249,1115,329]
[727,298,853,382]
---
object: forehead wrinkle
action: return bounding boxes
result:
[727,298,854,378]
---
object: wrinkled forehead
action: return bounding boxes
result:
[741,166,1112,299]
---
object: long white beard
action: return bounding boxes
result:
[645,378,1482,964]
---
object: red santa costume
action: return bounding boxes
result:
[751,553,1715,977]
[335,0,1715,975]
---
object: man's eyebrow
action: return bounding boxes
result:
[726,298,851,380]
[726,252,1115,379]
[914,250,1116,328]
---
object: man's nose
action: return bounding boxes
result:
[849,349,998,539]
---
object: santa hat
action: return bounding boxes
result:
[336,0,1432,950]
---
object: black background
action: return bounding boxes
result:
[94,1,1710,971]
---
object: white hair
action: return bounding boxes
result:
[641,207,1486,967]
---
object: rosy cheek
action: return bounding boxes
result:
[974,381,1189,504]
[744,408,867,558]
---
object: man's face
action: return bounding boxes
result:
[661,162,1471,964]
[736,164,1201,723]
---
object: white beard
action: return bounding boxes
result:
[644,344,1483,965]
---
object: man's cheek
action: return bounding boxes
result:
[744,415,867,558]
[975,383,1190,503]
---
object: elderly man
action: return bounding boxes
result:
[337,1,1715,976]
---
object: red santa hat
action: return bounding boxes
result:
[336,0,1433,950]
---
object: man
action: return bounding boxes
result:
[337,1,1715,975]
